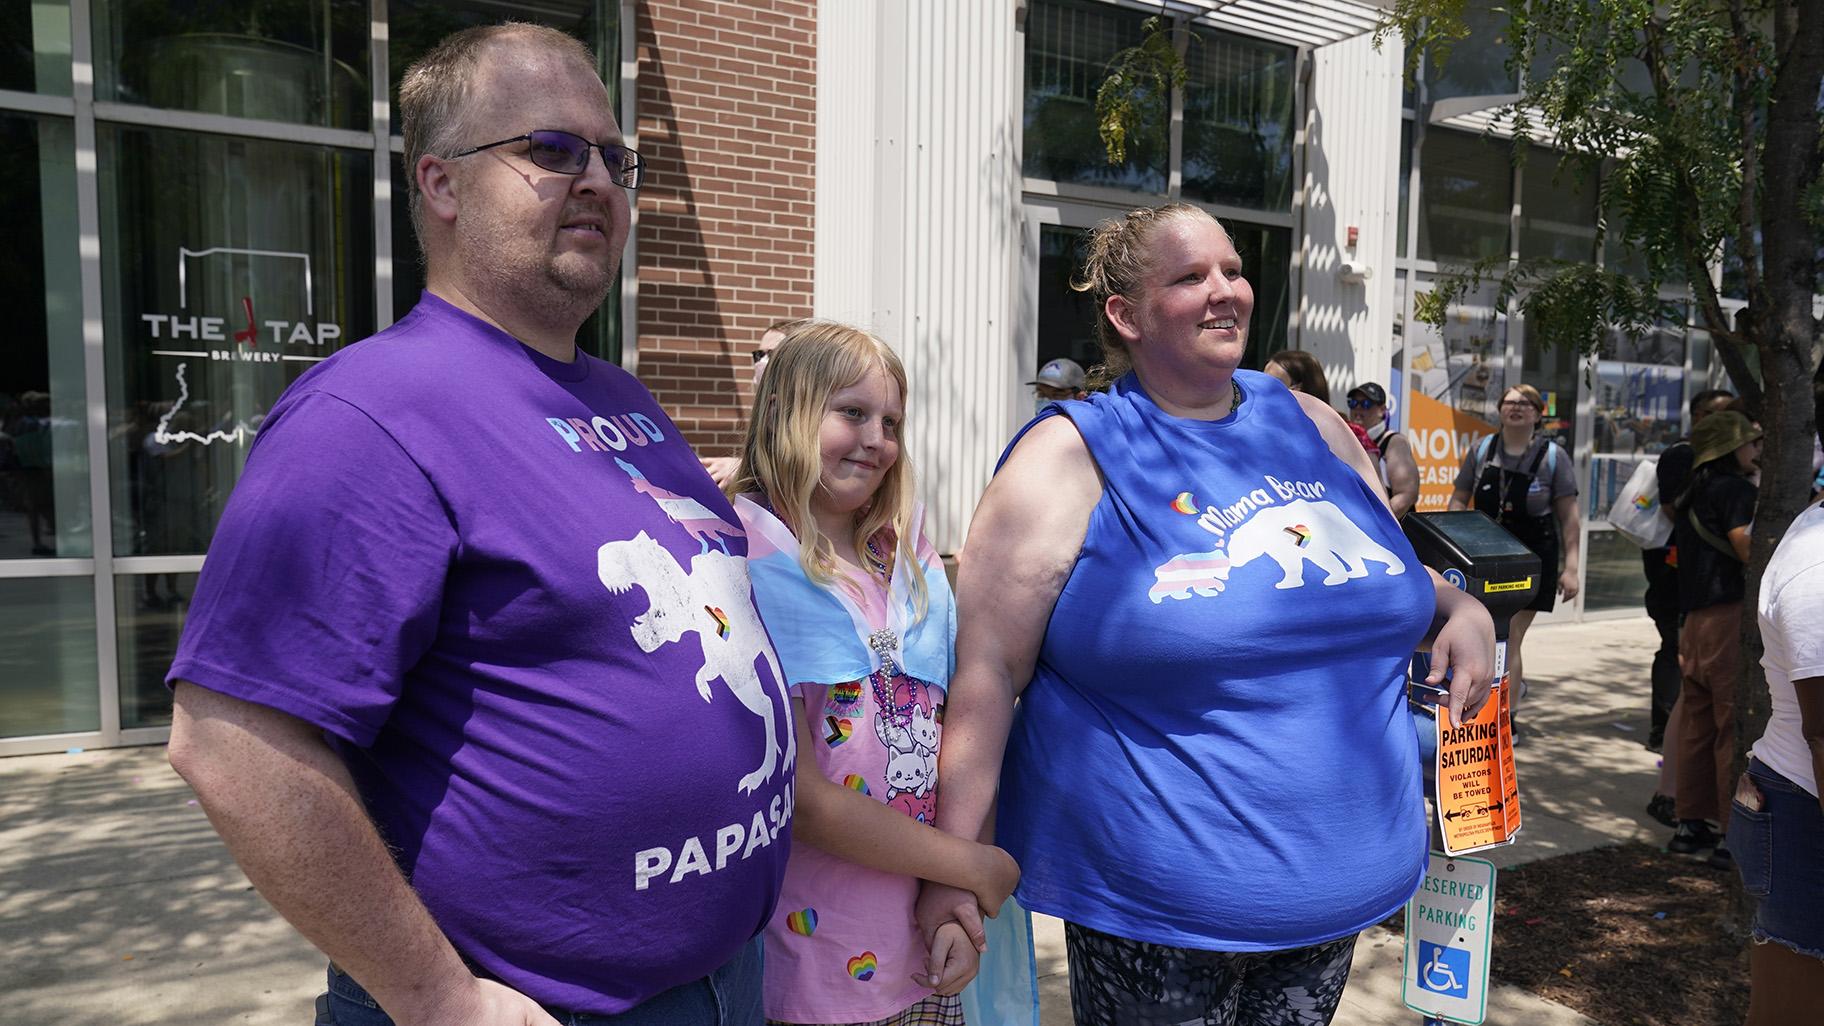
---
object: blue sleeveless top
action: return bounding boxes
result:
[996,370,1432,951]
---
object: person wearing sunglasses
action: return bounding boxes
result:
[702,317,809,488]
[1346,382,1419,519]
[166,24,791,1026]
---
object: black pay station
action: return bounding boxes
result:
[1402,511,1541,643]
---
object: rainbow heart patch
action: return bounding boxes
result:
[703,605,731,639]
[1282,524,1313,548]
[829,682,863,706]
[825,716,853,746]
[786,908,817,936]
[846,951,878,981]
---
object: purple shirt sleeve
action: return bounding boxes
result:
[168,390,458,746]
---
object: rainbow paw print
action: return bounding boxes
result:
[846,951,878,981]
[786,909,817,936]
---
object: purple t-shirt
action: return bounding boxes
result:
[169,293,796,1014]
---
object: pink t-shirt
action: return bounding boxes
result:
[762,540,949,1024]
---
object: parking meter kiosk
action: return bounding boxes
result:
[1403,511,1540,858]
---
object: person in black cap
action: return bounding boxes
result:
[1347,382,1418,519]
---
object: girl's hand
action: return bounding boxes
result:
[922,921,981,995]
[970,843,1020,920]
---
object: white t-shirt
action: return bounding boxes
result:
[1753,500,1824,797]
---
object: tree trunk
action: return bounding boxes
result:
[1732,1,1822,924]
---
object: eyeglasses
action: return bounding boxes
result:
[1499,400,1535,409]
[1346,398,1380,409]
[451,129,643,189]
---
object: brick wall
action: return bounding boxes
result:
[634,0,817,457]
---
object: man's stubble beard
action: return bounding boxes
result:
[458,211,616,332]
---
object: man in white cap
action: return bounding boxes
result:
[1030,357,1089,409]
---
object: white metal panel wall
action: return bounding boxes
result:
[1297,30,1403,402]
[814,0,1024,553]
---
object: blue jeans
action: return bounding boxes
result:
[1730,759,1824,959]
[312,936,763,1026]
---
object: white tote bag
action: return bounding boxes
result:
[1606,458,1672,548]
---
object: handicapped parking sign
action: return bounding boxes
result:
[1403,852,1496,1024]
[1417,940,1470,998]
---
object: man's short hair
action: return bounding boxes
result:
[1689,388,1733,417]
[398,22,600,249]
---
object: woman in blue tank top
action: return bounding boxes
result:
[916,204,1497,1025]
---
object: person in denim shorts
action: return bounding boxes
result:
[1733,417,1824,1023]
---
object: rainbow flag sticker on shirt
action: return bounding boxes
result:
[846,951,878,981]
[842,773,871,795]
[1282,524,1313,548]
[786,909,818,936]
[825,716,853,746]
[829,682,863,706]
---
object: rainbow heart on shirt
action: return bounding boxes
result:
[786,909,818,936]
[1171,491,1198,515]
[703,605,731,639]
[841,773,871,795]
[825,716,853,746]
[1282,524,1313,548]
[846,951,878,981]
[829,682,863,706]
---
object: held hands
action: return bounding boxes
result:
[921,921,981,996]
[1424,593,1497,724]
[970,843,1021,923]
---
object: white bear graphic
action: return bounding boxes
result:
[1226,498,1406,589]
[597,531,796,794]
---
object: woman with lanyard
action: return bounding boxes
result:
[1449,384,1581,729]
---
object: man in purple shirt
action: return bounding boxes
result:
[167,24,793,1026]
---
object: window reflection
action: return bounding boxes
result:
[1418,129,1512,266]
[1182,29,1294,211]
[94,0,370,129]
[0,577,99,738]
[100,124,374,556]
[116,572,199,729]
[1023,0,1165,192]
[1,0,72,95]
[1,112,90,559]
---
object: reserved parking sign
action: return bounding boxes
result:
[1403,852,1497,1024]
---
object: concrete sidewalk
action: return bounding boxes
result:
[0,618,1669,1025]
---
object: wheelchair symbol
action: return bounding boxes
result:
[1417,940,1470,998]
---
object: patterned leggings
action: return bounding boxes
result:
[1065,922,1358,1026]
[768,991,963,1026]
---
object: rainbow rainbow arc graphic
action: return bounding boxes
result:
[1170,491,1198,515]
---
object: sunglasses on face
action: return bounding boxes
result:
[451,129,643,189]
[1346,398,1380,409]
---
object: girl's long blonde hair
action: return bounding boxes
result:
[729,320,928,618]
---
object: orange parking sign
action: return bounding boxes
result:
[1435,674,1520,855]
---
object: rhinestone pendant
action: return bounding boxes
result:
[868,627,900,675]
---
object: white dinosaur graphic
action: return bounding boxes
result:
[597,531,795,794]
[1225,498,1407,589]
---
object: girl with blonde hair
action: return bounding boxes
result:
[730,321,1022,1026]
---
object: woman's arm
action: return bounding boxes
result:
[787,698,1019,913]
[1292,392,1389,513]
[1384,434,1421,519]
[914,414,1101,947]
[1553,491,1582,600]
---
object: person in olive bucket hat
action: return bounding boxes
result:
[1667,409,1763,868]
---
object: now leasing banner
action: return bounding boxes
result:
[1403,852,1498,1025]
[1435,643,1521,855]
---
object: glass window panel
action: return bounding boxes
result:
[1418,128,1512,265]
[0,577,98,738]
[93,0,370,129]
[1035,225,1103,375]
[1582,527,1648,613]
[389,0,618,126]
[1521,317,1580,454]
[1022,0,1165,192]
[100,124,375,557]
[1421,7,1517,103]
[1,0,72,95]
[1592,317,1686,457]
[1,112,90,559]
[1518,147,1597,263]
[116,572,198,728]
[1181,29,1294,211]
[1397,119,1412,257]
[1227,220,1291,368]
[1408,277,1506,426]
